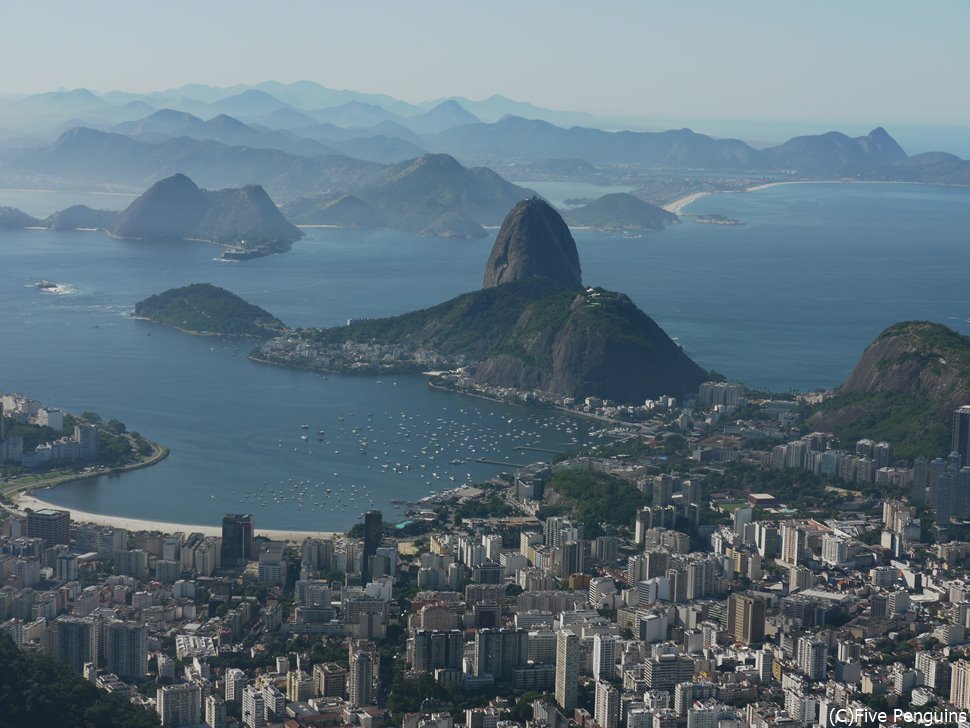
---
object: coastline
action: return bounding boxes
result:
[664,178,951,216]
[13,491,340,542]
[663,191,711,215]
[2,439,340,542]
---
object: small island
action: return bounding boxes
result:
[563,192,679,232]
[695,213,744,226]
[133,283,286,337]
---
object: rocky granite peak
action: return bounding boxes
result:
[483,197,583,291]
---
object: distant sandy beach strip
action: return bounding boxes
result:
[666,179,913,214]
[14,492,340,542]
[663,191,711,215]
[745,180,843,192]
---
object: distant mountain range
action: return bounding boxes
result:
[3,108,967,199]
[282,154,532,238]
[1,82,968,222]
[0,81,596,133]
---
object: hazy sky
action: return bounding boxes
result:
[1,0,967,126]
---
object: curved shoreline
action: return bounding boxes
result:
[14,491,340,541]
[0,442,343,542]
[4,442,340,541]
[2,440,170,502]
[663,178,964,217]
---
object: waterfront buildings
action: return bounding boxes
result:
[220,514,254,567]
[25,507,70,547]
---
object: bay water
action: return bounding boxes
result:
[1,181,968,529]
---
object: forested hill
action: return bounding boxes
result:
[134,283,285,337]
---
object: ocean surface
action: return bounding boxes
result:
[2,181,969,530]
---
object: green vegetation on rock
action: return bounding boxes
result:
[544,469,649,537]
[308,276,707,402]
[134,283,284,337]
[809,321,970,458]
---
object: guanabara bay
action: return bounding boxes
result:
[1,6,969,728]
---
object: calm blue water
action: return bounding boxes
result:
[2,181,969,529]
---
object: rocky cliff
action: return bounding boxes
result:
[483,197,583,290]
[810,321,970,457]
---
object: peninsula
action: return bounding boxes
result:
[253,198,709,403]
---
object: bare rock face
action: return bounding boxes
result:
[483,197,583,290]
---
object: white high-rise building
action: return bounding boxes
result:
[821,535,849,566]
[797,637,828,681]
[157,683,202,728]
[780,523,805,566]
[592,633,617,682]
[205,695,226,728]
[225,668,246,702]
[594,680,620,728]
[242,685,265,728]
[555,629,579,712]
[951,660,970,711]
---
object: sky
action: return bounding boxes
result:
[1,0,968,128]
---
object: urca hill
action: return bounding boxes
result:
[111,173,302,259]
[258,197,708,403]
[810,321,970,458]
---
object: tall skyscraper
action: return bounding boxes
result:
[349,650,374,706]
[241,685,265,728]
[797,636,828,681]
[225,668,246,702]
[362,510,382,584]
[727,593,765,645]
[953,406,970,467]
[779,522,805,566]
[555,629,579,711]
[25,508,71,548]
[472,628,528,682]
[951,660,970,711]
[592,633,617,682]
[107,621,147,679]
[221,514,254,567]
[594,680,620,728]
[55,615,97,673]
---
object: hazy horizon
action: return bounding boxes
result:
[1,0,967,130]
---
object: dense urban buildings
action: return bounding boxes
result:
[4,380,970,728]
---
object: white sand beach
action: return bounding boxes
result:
[13,492,340,542]
[663,191,711,215]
